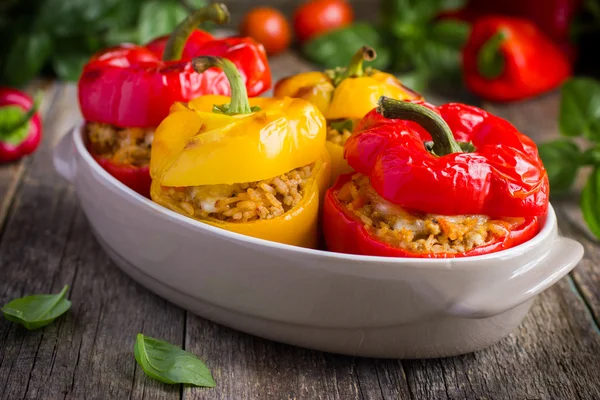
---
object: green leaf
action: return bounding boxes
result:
[35,0,120,36]
[302,23,391,70]
[138,1,189,45]
[330,119,355,133]
[559,78,600,141]
[538,139,582,195]
[381,0,466,35]
[2,31,52,87]
[583,146,600,166]
[2,285,71,330]
[581,167,600,239]
[134,333,216,387]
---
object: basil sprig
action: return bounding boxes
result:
[1,285,71,330]
[539,77,600,239]
[134,333,216,387]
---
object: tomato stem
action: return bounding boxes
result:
[162,3,229,61]
[477,31,506,80]
[377,96,463,156]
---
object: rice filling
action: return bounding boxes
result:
[162,164,313,222]
[337,174,524,254]
[86,122,153,166]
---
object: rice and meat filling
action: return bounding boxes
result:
[327,126,352,146]
[161,164,313,222]
[338,174,525,254]
[86,122,153,166]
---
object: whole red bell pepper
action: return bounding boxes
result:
[78,3,271,198]
[0,88,42,163]
[323,97,548,258]
[441,0,581,59]
[462,16,572,102]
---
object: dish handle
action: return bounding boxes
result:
[446,237,584,319]
[53,127,76,183]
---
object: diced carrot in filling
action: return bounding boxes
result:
[161,164,313,222]
[338,174,524,254]
[86,122,153,166]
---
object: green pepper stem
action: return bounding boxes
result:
[477,31,506,80]
[162,3,229,61]
[377,96,463,156]
[345,46,376,78]
[192,56,252,115]
[0,92,41,136]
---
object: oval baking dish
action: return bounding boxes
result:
[53,124,583,359]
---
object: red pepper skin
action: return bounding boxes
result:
[0,88,42,163]
[345,103,549,217]
[462,17,572,102]
[324,174,541,258]
[78,30,271,128]
[92,154,152,198]
[441,0,581,59]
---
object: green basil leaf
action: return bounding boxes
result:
[381,0,466,34]
[134,333,216,387]
[581,167,600,239]
[538,139,582,195]
[559,78,600,141]
[2,285,71,330]
[35,0,120,36]
[302,23,391,70]
[2,31,52,87]
[138,0,188,45]
[583,146,600,166]
[330,119,355,132]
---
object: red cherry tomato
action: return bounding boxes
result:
[293,0,354,42]
[240,7,291,55]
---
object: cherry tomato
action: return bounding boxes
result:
[293,0,354,43]
[240,7,291,56]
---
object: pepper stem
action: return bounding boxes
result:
[477,31,506,80]
[192,56,253,115]
[377,96,463,156]
[345,46,376,77]
[0,92,41,136]
[162,3,229,61]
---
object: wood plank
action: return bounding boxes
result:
[0,83,184,400]
[0,81,58,232]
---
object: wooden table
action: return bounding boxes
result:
[1,51,600,400]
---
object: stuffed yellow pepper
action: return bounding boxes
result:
[274,46,421,184]
[150,56,330,248]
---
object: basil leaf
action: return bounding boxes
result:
[538,139,582,195]
[559,78,600,141]
[2,31,52,87]
[581,167,600,239]
[134,333,216,387]
[36,0,120,36]
[0,106,33,146]
[138,1,188,44]
[583,146,600,166]
[2,285,71,330]
[381,0,466,29]
[302,23,391,70]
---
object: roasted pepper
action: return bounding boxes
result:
[78,3,271,197]
[462,16,571,102]
[274,46,421,185]
[323,97,548,258]
[440,0,581,59]
[0,88,42,163]
[150,56,330,248]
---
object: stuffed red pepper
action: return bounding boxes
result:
[78,3,271,197]
[323,97,549,258]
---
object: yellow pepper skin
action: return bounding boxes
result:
[150,56,331,248]
[273,47,422,185]
[151,95,326,186]
[151,152,330,248]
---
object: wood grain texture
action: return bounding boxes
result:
[1,51,600,400]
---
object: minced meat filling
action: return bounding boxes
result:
[162,164,313,222]
[86,122,153,166]
[337,174,524,254]
[327,126,352,146]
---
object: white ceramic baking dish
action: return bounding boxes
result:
[53,124,584,359]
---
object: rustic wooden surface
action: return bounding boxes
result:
[1,50,600,400]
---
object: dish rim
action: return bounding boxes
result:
[70,122,557,267]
